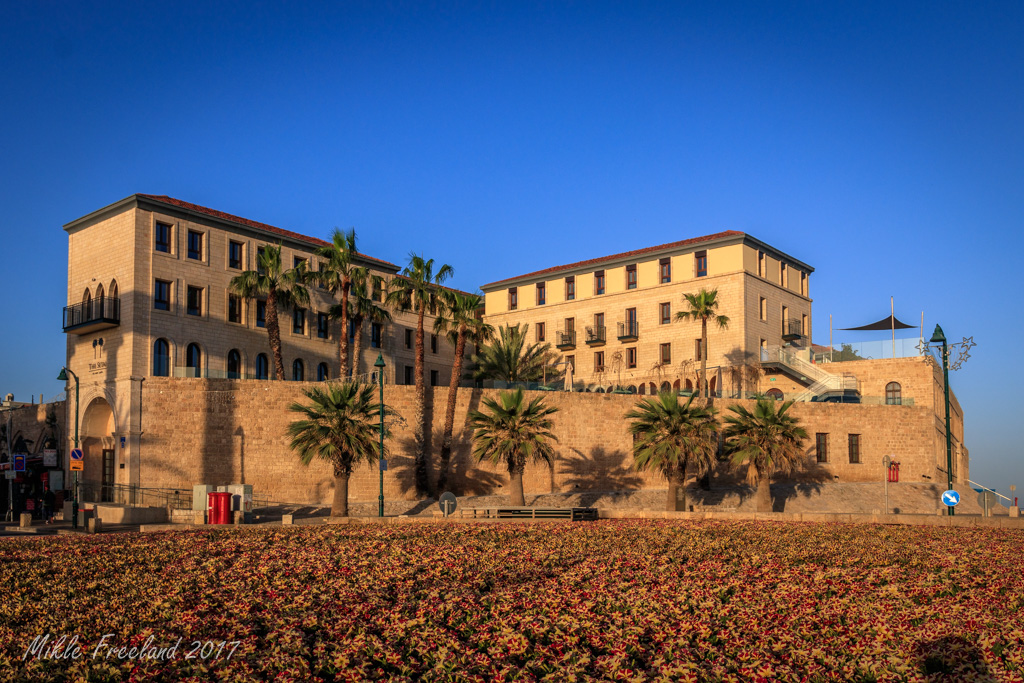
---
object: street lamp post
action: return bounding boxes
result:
[374,353,386,518]
[57,367,80,529]
[927,325,974,518]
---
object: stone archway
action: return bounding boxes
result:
[80,396,116,501]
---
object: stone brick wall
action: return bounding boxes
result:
[136,379,959,505]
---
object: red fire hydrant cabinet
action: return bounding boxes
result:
[207,491,232,525]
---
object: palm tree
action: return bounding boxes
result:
[230,244,310,380]
[315,228,359,378]
[626,392,719,511]
[722,398,808,512]
[467,389,559,506]
[675,288,730,399]
[470,323,556,382]
[332,270,391,378]
[385,254,454,496]
[287,382,392,517]
[433,290,494,493]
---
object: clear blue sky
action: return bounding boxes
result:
[1,2,1021,496]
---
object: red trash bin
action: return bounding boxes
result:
[207,491,232,525]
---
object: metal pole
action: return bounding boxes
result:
[883,455,890,515]
[5,408,12,522]
[376,354,385,518]
[941,339,954,517]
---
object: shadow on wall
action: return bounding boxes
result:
[769,465,833,512]
[560,446,644,493]
[388,434,427,498]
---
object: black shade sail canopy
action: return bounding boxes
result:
[839,314,916,331]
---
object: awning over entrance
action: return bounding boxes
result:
[838,314,916,331]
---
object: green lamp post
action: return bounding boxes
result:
[57,367,80,529]
[928,325,954,517]
[374,353,386,518]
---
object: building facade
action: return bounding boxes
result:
[62,194,457,497]
[482,230,814,395]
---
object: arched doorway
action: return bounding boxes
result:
[81,396,117,502]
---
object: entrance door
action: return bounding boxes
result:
[101,449,115,502]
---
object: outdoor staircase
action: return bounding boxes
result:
[761,346,858,401]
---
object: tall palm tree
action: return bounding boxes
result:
[467,389,559,506]
[287,383,393,517]
[470,323,555,382]
[433,290,494,493]
[331,270,391,378]
[230,244,310,380]
[315,228,359,378]
[676,288,730,399]
[385,254,454,496]
[626,392,719,511]
[723,398,808,512]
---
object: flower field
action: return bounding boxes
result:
[2,521,1023,682]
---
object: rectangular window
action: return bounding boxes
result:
[781,263,788,287]
[626,264,637,289]
[659,302,671,325]
[594,312,604,332]
[186,286,202,316]
[816,433,829,463]
[782,306,789,335]
[256,246,266,275]
[565,317,575,333]
[256,300,266,328]
[229,241,243,269]
[431,334,438,353]
[187,230,203,260]
[565,276,575,301]
[626,347,637,369]
[695,338,703,361]
[508,287,518,311]
[760,297,767,321]
[404,365,414,385]
[371,322,382,348]
[536,322,545,342]
[536,282,545,305]
[317,312,329,339]
[371,279,382,301]
[659,257,671,284]
[348,319,356,341]
[757,250,765,277]
[293,256,306,270]
[228,294,242,323]
[802,314,808,336]
[154,279,171,311]
[695,250,708,278]
[848,434,861,464]
[293,308,305,335]
[594,270,605,295]
[430,369,439,386]
[760,338,767,358]
[155,222,171,253]
[317,263,327,290]
[624,307,637,337]
[801,271,808,296]
[660,343,671,365]
[405,329,413,349]
[594,351,605,372]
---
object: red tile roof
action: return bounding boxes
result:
[137,194,398,270]
[481,230,746,289]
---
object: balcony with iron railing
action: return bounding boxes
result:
[556,330,576,350]
[63,297,120,335]
[585,326,606,346]
[781,318,806,342]
[617,320,638,341]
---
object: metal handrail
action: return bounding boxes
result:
[63,297,121,329]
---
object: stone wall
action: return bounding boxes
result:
[137,378,960,505]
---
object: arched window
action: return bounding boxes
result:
[660,381,671,393]
[648,382,657,395]
[152,339,170,377]
[110,280,118,299]
[595,387,605,394]
[685,379,693,391]
[95,283,104,300]
[255,354,269,380]
[638,383,646,395]
[227,350,242,379]
[709,376,717,397]
[672,379,681,390]
[292,359,304,381]
[886,382,902,405]
[627,385,637,394]
[317,363,329,381]
[186,343,202,377]
[82,288,91,304]
[765,388,784,400]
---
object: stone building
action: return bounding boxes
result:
[62,194,457,498]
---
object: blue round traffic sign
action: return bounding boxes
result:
[70,448,84,461]
[941,490,960,507]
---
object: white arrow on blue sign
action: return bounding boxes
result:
[941,490,960,507]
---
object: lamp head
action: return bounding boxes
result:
[57,368,68,381]
[929,324,947,344]
[373,353,385,369]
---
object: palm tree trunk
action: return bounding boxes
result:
[510,466,526,506]
[413,302,429,496]
[339,280,351,378]
[437,328,466,494]
[667,466,685,511]
[331,470,350,517]
[754,477,772,513]
[266,291,285,381]
[351,317,363,378]
[700,318,708,399]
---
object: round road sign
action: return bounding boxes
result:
[941,490,960,507]
[70,448,84,461]
[438,492,458,516]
